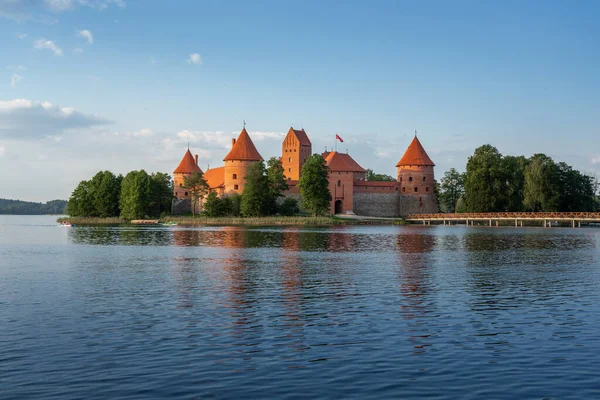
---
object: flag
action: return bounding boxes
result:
[335,134,344,143]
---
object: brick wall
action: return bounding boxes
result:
[353,192,400,217]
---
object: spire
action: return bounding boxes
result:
[396,136,435,167]
[223,128,263,161]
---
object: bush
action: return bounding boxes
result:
[278,198,299,216]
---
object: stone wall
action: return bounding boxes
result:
[353,192,400,217]
[172,198,191,215]
[398,194,438,216]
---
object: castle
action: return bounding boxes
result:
[172,127,438,217]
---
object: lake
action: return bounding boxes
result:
[1,215,600,399]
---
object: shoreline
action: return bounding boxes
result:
[56,216,407,226]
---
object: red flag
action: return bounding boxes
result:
[335,134,344,143]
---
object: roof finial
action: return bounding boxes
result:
[187,142,189,150]
[243,120,246,129]
[415,129,417,137]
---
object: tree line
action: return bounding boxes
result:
[67,170,173,219]
[186,155,332,217]
[437,145,599,213]
[0,198,67,215]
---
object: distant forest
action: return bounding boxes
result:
[0,198,67,215]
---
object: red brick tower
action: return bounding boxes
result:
[281,127,312,180]
[173,149,203,200]
[223,128,263,195]
[396,135,438,213]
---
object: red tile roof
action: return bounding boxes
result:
[223,128,263,161]
[174,149,203,174]
[287,127,311,146]
[396,136,435,167]
[323,151,366,173]
[204,166,225,189]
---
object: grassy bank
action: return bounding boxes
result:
[56,217,127,225]
[57,215,406,226]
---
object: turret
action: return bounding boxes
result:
[396,135,438,213]
[223,128,263,194]
[173,148,202,200]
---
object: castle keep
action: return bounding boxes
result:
[172,127,438,217]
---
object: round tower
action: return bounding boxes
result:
[223,128,263,195]
[396,135,438,213]
[173,149,202,200]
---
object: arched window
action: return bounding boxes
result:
[289,157,292,163]
[426,187,429,192]
[175,192,178,196]
[337,180,341,187]
[289,168,292,172]
[400,177,403,182]
[409,176,413,182]
[414,187,418,193]
[233,174,237,179]
[423,176,426,182]
[234,185,239,190]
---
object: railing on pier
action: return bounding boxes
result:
[405,212,600,228]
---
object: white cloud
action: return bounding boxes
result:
[16,32,28,39]
[0,98,112,139]
[188,53,202,65]
[0,145,5,157]
[6,65,26,71]
[132,128,153,137]
[1,0,125,22]
[11,74,23,88]
[73,47,83,53]
[250,131,286,141]
[592,156,600,165]
[76,29,93,44]
[34,39,63,55]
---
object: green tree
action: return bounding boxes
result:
[555,162,595,212]
[183,171,209,217]
[267,157,289,206]
[464,145,508,212]
[67,180,94,217]
[439,168,464,213]
[228,193,242,216]
[89,171,122,217]
[149,172,173,217]
[366,169,396,182]
[523,154,559,211]
[241,161,272,217]
[278,197,300,216]
[203,191,224,216]
[120,170,152,220]
[502,156,528,211]
[297,154,332,216]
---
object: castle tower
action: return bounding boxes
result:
[223,128,263,195]
[281,127,312,180]
[173,149,203,200]
[396,135,438,213]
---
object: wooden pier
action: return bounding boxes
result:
[405,212,600,228]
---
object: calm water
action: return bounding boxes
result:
[2,215,600,399]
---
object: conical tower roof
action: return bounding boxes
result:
[174,149,203,174]
[396,136,435,167]
[224,128,263,161]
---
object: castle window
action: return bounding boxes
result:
[180,183,183,187]
[409,177,413,182]
[423,176,426,182]
[400,177,403,182]
[175,192,178,196]
[414,187,418,193]
[184,192,188,196]
[233,174,237,179]
[234,185,239,190]
[337,180,341,187]
[289,157,292,163]
[294,149,296,152]
[402,187,405,193]
[289,168,292,172]
[426,187,429,192]
[395,187,398,191]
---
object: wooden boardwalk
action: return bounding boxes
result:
[405,212,600,228]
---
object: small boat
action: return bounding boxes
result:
[161,221,178,226]
[59,223,72,227]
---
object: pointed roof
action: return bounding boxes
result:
[223,128,263,161]
[396,136,435,167]
[286,127,311,146]
[174,149,203,174]
[323,151,366,173]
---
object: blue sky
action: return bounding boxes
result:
[1,0,599,201]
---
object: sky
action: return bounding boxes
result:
[1,0,599,202]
